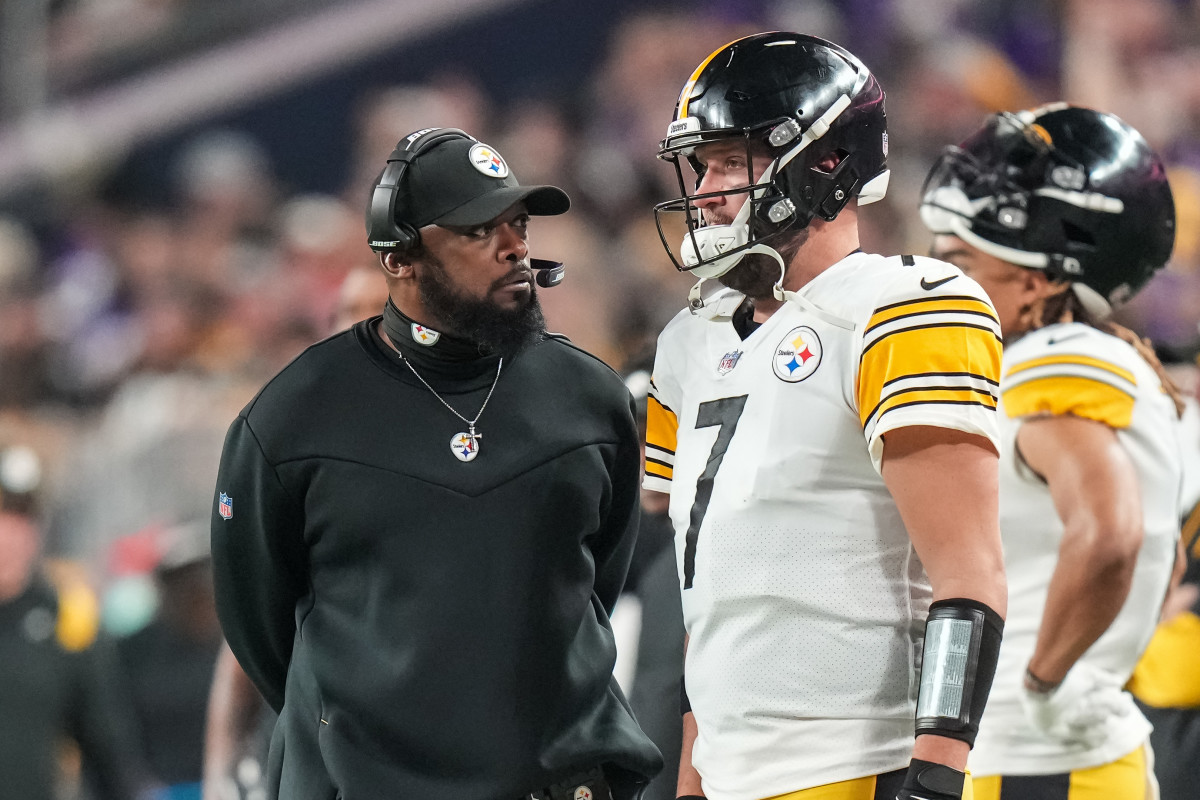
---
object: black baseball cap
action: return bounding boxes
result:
[398,137,570,228]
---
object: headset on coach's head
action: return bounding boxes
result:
[365,127,564,288]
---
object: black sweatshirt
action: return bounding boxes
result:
[211,319,661,800]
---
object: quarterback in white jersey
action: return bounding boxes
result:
[649,33,1008,800]
[647,252,1003,798]
[922,104,1181,800]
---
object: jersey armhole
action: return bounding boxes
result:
[1011,426,1048,485]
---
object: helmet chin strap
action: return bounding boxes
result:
[687,277,707,312]
[687,242,786,313]
[774,267,857,331]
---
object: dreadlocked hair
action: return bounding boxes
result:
[1039,287,1096,328]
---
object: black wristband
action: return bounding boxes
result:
[676,796,706,800]
[898,758,965,800]
[680,674,691,716]
[915,597,1004,747]
[1023,665,1062,694]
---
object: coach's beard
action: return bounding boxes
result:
[417,253,546,357]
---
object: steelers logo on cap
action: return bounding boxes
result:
[468,143,509,178]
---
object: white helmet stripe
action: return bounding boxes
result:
[776,94,852,172]
[1033,187,1124,214]
[920,202,1049,269]
[920,197,1113,318]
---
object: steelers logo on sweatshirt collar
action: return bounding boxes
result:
[411,323,440,346]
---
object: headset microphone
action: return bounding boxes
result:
[531,258,565,288]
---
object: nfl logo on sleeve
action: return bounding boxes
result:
[218,492,233,520]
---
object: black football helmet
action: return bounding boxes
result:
[920,103,1176,315]
[654,32,890,279]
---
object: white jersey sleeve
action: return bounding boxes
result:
[1001,324,1139,428]
[643,310,687,494]
[856,255,1003,470]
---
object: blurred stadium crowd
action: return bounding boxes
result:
[1,0,1199,798]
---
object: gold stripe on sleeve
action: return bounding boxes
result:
[1006,354,1137,386]
[645,459,673,480]
[646,394,679,480]
[868,388,998,429]
[857,325,1002,426]
[1001,375,1135,428]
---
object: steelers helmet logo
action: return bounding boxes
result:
[773,325,822,382]
[468,143,509,178]
[573,787,593,800]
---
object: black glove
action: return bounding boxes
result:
[896,759,966,800]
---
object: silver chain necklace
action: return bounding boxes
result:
[399,354,503,462]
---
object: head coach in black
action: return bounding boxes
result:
[210,127,662,800]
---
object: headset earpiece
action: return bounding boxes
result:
[366,127,475,253]
[367,161,419,252]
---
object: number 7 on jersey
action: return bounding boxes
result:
[683,395,748,589]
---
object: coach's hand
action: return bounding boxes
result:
[896,759,965,800]
[1020,661,1131,747]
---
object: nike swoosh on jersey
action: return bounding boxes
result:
[1046,331,1086,345]
[920,275,958,290]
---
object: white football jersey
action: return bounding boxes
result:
[970,322,1183,777]
[645,252,1002,799]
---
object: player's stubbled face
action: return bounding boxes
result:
[689,140,770,227]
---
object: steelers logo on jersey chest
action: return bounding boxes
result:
[773,325,822,382]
